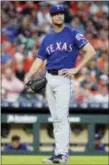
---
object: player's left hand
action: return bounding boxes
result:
[59,68,79,77]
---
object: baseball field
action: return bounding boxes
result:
[2,156,108,165]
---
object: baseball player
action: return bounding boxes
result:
[24,4,96,164]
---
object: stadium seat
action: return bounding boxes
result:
[105,146,109,152]
[70,128,88,144]
[2,125,33,144]
[40,125,55,143]
[40,146,54,152]
[70,146,86,152]
[101,126,109,144]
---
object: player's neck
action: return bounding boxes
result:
[54,24,64,33]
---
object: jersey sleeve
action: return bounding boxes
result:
[37,37,47,60]
[73,30,89,49]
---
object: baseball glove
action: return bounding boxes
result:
[26,75,47,93]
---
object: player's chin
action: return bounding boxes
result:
[54,22,63,26]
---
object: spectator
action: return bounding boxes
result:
[15,60,25,81]
[88,57,102,80]
[71,16,85,34]
[89,84,108,103]
[36,2,51,25]
[94,134,105,151]
[2,68,25,102]
[80,67,97,91]
[4,135,29,151]
[97,51,108,74]
[86,133,105,152]
[99,74,108,87]
[1,51,14,70]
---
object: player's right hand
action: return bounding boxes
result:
[24,73,31,85]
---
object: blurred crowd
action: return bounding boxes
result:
[1,1,109,103]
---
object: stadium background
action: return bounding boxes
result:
[1,1,109,165]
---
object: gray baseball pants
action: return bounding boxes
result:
[46,72,71,156]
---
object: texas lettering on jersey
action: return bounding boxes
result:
[46,42,73,55]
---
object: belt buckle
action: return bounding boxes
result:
[51,70,58,75]
[48,69,60,75]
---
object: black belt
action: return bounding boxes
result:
[47,69,60,75]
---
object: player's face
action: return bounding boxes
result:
[51,13,64,26]
[12,140,20,149]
